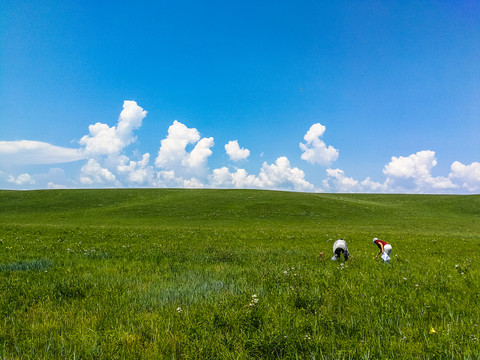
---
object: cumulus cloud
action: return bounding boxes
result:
[80,159,119,186]
[48,182,67,189]
[76,104,215,188]
[210,157,315,192]
[322,169,360,192]
[7,173,35,186]
[210,167,262,189]
[3,98,478,194]
[225,140,250,161]
[322,168,387,193]
[80,100,147,156]
[150,170,206,189]
[360,177,389,193]
[155,120,214,175]
[183,178,205,188]
[450,161,480,192]
[116,153,154,185]
[322,150,462,193]
[184,137,215,170]
[383,150,436,179]
[155,121,200,168]
[383,150,456,192]
[152,170,182,188]
[260,157,315,191]
[1,167,79,190]
[0,140,85,165]
[75,101,149,187]
[300,123,339,166]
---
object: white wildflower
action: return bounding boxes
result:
[248,294,259,307]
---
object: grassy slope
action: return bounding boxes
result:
[1,189,479,234]
[0,189,479,359]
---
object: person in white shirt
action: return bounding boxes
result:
[332,239,349,261]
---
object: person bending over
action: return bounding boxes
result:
[373,237,392,263]
[332,239,349,261]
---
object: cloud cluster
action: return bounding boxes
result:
[225,140,250,161]
[324,151,479,194]
[211,157,314,191]
[1,100,479,193]
[80,101,147,156]
[155,120,214,177]
[383,151,455,191]
[80,159,119,186]
[117,153,153,184]
[300,123,339,166]
[8,173,35,185]
[450,161,480,192]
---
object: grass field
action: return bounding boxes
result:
[0,189,479,359]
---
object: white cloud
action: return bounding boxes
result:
[383,150,456,192]
[1,167,77,190]
[322,168,359,192]
[230,168,263,188]
[322,150,461,193]
[80,100,147,156]
[117,153,154,185]
[210,167,232,187]
[360,177,389,192]
[151,170,186,188]
[210,157,314,191]
[7,173,35,185]
[155,121,200,168]
[300,123,339,166]
[155,120,214,176]
[150,170,207,189]
[80,159,119,186]
[80,123,121,156]
[225,140,250,161]
[450,161,480,191]
[76,103,214,189]
[0,140,85,165]
[383,150,436,179]
[210,167,262,189]
[184,137,215,170]
[48,182,67,189]
[183,178,205,188]
[260,157,315,191]
[3,98,478,195]
[322,168,387,193]
[116,100,147,142]
[75,101,153,187]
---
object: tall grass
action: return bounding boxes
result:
[0,189,479,359]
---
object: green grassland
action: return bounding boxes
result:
[0,189,479,359]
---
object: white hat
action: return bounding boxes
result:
[373,237,378,244]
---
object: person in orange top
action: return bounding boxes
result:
[373,237,392,263]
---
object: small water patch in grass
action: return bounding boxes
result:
[0,259,52,272]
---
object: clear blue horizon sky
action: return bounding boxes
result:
[1,1,479,193]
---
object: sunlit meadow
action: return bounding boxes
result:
[0,189,479,359]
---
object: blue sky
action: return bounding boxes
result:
[1,1,479,193]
